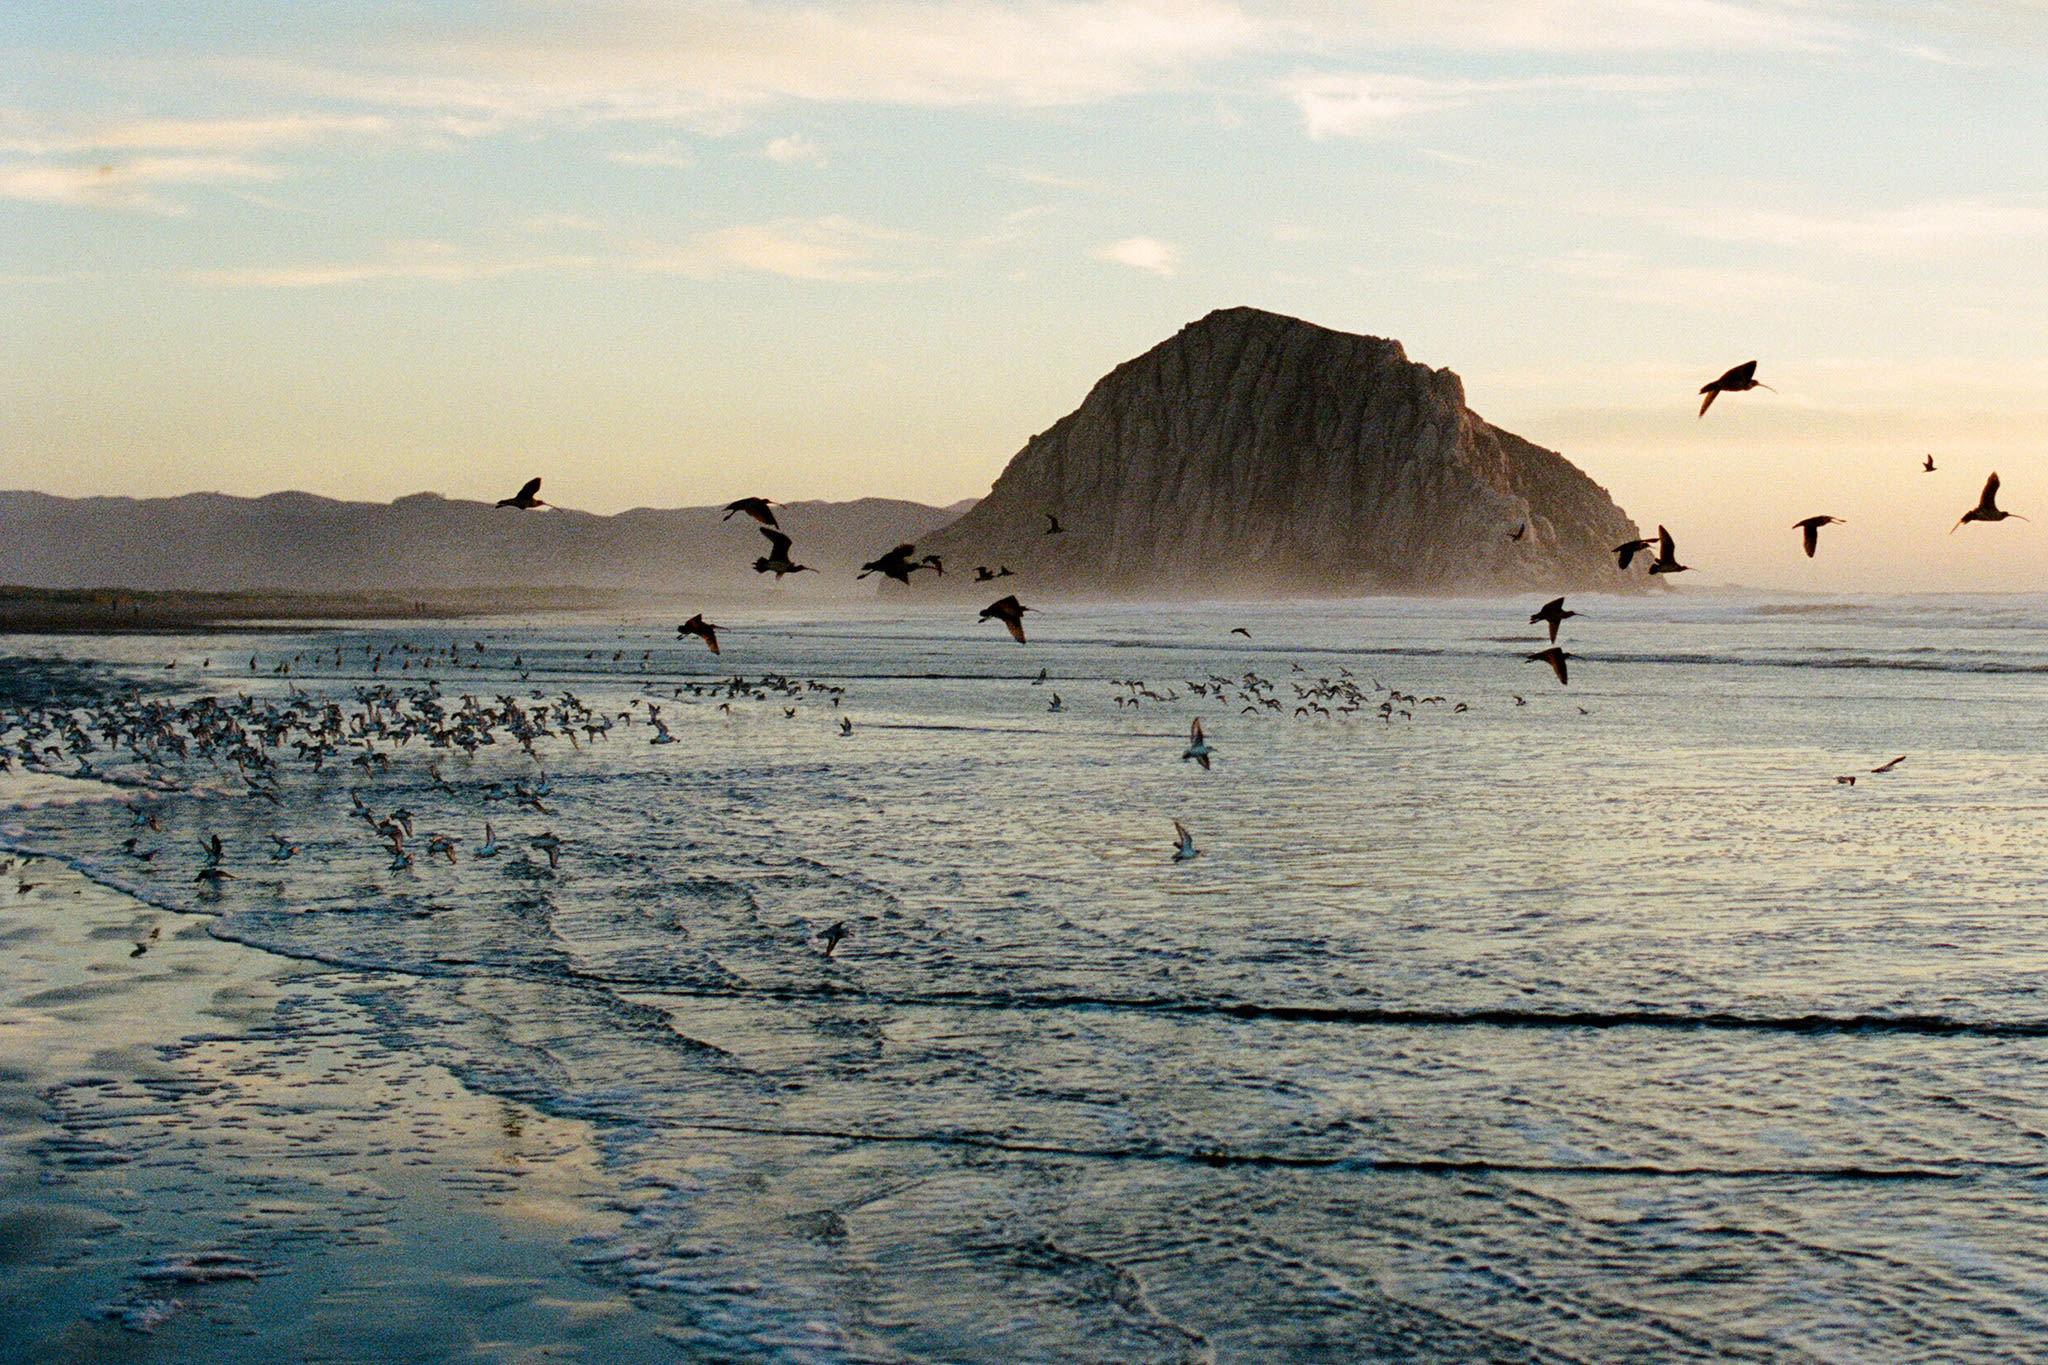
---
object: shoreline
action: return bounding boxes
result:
[0,585,635,635]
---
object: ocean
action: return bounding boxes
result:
[5,591,2048,1362]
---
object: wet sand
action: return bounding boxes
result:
[0,587,628,635]
[0,854,676,1362]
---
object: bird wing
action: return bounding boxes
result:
[1802,523,1819,557]
[1658,525,1675,558]
[1719,360,1758,387]
[1173,819,1190,844]
[1189,717,1203,743]
[1550,652,1569,685]
[1983,471,2002,509]
[760,527,794,559]
[517,477,542,501]
[1697,389,1718,417]
[1003,615,1026,644]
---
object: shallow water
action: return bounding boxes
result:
[6,591,2048,1361]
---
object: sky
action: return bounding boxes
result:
[7,1,2048,591]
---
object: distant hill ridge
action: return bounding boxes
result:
[0,489,970,597]
[919,307,1639,595]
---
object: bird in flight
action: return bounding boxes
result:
[858,544,931,585]
[752,527,814,580]
[1613,536,1655,571]
[1793,515,1845,558]
[722,497,777,527]
[821,921,848,957]
[973,566,998,582]
[1182,717,1213,770]
[678,613,721,654]
[1229,626,1251,638]
[1525,646,1573,685]
[1509,523,1528,541]
[497,476,546,509]
[1171,820,1199,862]
[978,594,1030,643]
[1922,455,1937,473]
[1697,360,1774,416]
[1528,596,1577,643]
[1044,513,1066,535]
[1870,755,1906,773]
[1648,525,1689,575]
[1952,472,2028,532]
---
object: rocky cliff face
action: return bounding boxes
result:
[919,307,1638,595]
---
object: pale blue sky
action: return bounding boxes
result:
[6,2,2048,589]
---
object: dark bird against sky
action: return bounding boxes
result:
[1793,515,1845,558]
[496,476,546,509]
[1697,360,1774,417]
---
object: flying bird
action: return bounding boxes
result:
[496,476,546,509]
[1923,455,1937,473]
[1525,646,1573,686]
[1613,536,1655,571]
[821,921,848,957]
[1171,820,1199,862]
[1793,515,1845,558]
[1229,626,1251,638]
[722,496,777,527]
[1182,717,1213,770]
[1697,360,1774,417]
[752,527,814,580]
[678,613,721,654]
[1509,523,1528,541]
[1647,525,1689,575]
[1528,596,1577,643]
[977,594,1030,643]
[858,544,928,584]
[1870,755,1906,773]
[1952,472,2028,532]
[1044,513,1066,535]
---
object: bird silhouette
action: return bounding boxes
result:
[974,566,998,582]
[822,921,848,957]
[1613,536,1655,571]
[752,527,814,580]
[1647,525,1689,575]
[1923,454,1937,473]
[1870,755,1906,774]
[1952,472,2028,532]
[1698,360,1774,416]
[722,497,777,527]
[1509,523,1528,541]
[1182,717,1213,770]
[1793,515,1845,558]
[858,544,928,584]
[1171,820,1199,862]
[678,613,721,654]
[1529,596,1577,643]
[497,476,546,509]
[1525,646,1573,685]
[1044,513,1066,535]
[977,594,1030,643]
[1229,626,1251,638]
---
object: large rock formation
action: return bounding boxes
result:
[919,307,1638,595]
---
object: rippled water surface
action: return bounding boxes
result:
[7,592,2048,1361]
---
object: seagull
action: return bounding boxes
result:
[722,496,777,527]
[1647,525,1689,575]
[1031,667,1048,685]
[1229,627,1251,638]
[1525,646,1573,685]
[496,476,546,509]
[858,544,926,584]
[1044,513,1066,535]
[1793,515,1845,558]
[1528,596,1577,643]
[1870,755,1906,774]
[678,613,721,654]
[1171,820,1199,862]
[1923,454,1937,473]
[1613,536,1655,571]
[1952,472,2028,532]
[978,594,1030,643]
[839,715,853,736]
[476,822,500,857]
[821,921,848,957]
[1182,718,1213,770]
[752,527,814,580]
[1048,693,1063,712]
[529,832,562,869]
[1697,360,1774,417]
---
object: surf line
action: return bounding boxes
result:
[652,1118,2018,1183]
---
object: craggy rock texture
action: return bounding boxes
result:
[920,308,1641,596]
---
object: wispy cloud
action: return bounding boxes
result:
[1089,235,1180,275]
[0,156,277,213]
[1285,70,1691,138]
[764,132,827,166]
[191,217,922,287]
[1277,0,1844,55]
[1546,249,1826,305]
